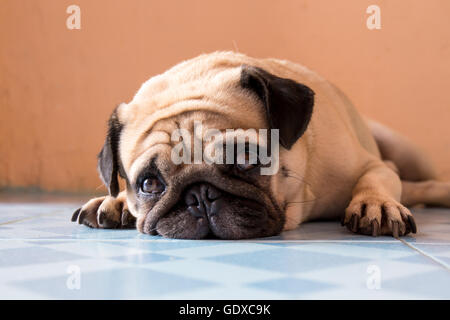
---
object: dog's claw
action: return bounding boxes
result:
[408,215,417,234]
[371,220,379,237]
[351,214,359,232]
[344,215,352,230]
[121,209,135,228]
[98,211,105,225]
[94,210,119,228]
[71,208,81,222]
[392,221,400,238]
[78,210,87,224]
[121,209,129,226]
[344,215,357,233]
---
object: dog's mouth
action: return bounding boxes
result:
[142,182,284,239]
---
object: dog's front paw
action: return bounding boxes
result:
[71,196,136,229]
[342,194,417,237]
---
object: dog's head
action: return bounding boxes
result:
[97,54,314,239]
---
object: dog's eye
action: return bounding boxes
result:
[141,177,165,194]
[236,151,258,171]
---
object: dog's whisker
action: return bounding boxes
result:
[232,40,239,52]
[285,192,328,209]
[283,170,314,188]
[285,199,317,209]
[285,174,313,187]
[286,199,317,204]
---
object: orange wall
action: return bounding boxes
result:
[1,0,450,193]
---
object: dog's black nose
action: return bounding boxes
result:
[184,183,222,218]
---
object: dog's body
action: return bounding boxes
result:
[72,52,450,239]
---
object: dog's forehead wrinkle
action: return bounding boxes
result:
[132,67,239,116]
[130,110,263,161]
[120,74,269,172]
[128,144,171,183]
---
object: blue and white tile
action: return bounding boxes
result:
[247,277,336,298]
[0,257,127,290]
[382,269,450,299]
[289,256,444,298]
[143,258,285,285]
[156,285,290,300]
[204,246,369,274]
[9,267,215,299]
[105,238,222,252]
[1,201,450,299]
[160,242,277,259]
[260,242,412,259]
[404,208,450,244]
[404,244,450,268]
[0,226,72,240]
[42,241,157,259]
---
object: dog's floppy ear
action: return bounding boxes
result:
[97,105,124,197]
[240,65,314,149]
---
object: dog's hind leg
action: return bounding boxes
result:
[367,119,437,182]
[367,120,450,208]
[401,180,450,207]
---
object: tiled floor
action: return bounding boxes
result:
[0,199,449,299]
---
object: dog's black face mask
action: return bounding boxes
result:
[97,66,315,239]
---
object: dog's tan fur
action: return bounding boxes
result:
[73,51,450,238]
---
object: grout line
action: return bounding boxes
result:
[403,242,450,245]
[399,239,450,271]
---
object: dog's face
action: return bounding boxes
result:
[97,59,314,239]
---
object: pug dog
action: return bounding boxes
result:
[71,51,450,239]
